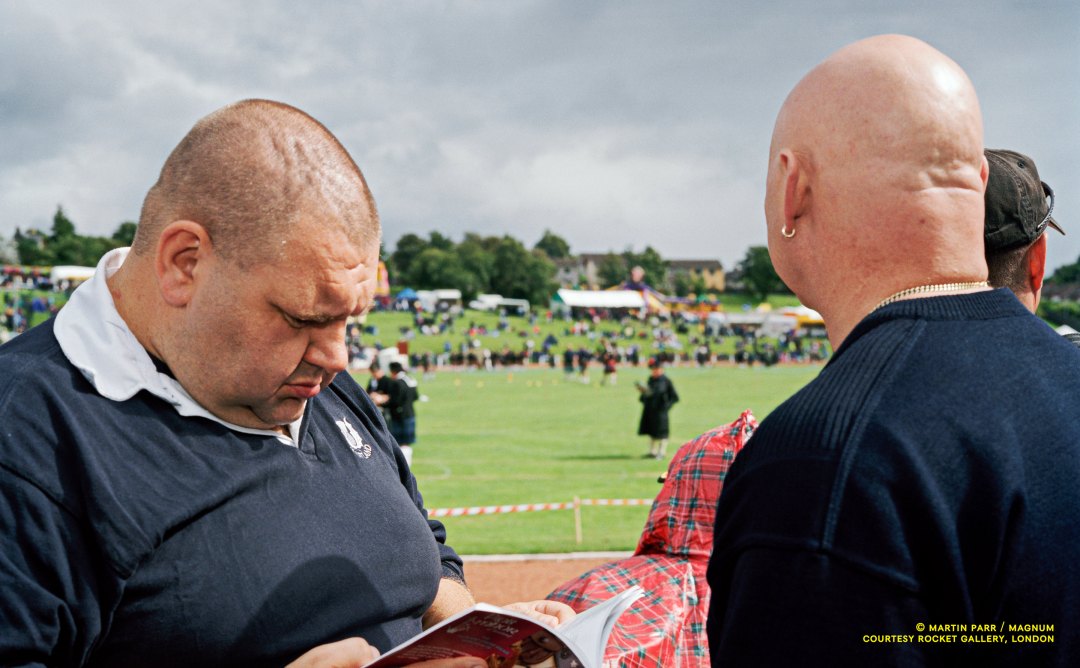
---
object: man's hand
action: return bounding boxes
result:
[502,599,577,627]
[286,638,488,668]
[286,600,573,667]
[285,638,379,667]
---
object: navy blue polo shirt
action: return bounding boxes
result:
[0,255,464,667]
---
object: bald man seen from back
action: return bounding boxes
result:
[0,100,570,668]
[706,36,1080,666]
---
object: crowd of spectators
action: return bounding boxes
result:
[346,306,831,373]
[1,266,84,294]
[1,266,78,341]
[2,292,61,341]
[5,267,832,366]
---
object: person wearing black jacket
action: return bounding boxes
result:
[366,361,394,420]
[386,361,419,463]
[636,360,679,459]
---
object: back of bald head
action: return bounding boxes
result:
[132,99,379,267]
[773,35,986,239]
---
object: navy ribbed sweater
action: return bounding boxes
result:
[707,289,1080,666]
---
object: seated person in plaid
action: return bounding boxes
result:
[547,411,757,667]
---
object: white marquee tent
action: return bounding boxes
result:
[553,289,646,310]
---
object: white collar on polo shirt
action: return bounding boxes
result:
[54,248,301,446]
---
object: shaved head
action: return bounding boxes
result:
[764,35,989,342]
[776,34,984,214]
[132,99,379,267]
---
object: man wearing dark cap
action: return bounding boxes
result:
[984,149,1066,312]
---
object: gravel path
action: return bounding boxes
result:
[462,552,630,605]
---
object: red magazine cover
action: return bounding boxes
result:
[365,586,643,668]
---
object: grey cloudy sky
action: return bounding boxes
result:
[2,0,1078,271]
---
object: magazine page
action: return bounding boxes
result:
[364,586,643,668]
[556,586,644,668]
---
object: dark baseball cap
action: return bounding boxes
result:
[984,148,1063,252]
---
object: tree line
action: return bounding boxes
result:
[3,207,793,303]
[3,207,136,268]
[388,230,794,303]
[12,204,1080,310]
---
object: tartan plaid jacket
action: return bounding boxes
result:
[548,410,757,667]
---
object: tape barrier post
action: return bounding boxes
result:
[574,496,583,545]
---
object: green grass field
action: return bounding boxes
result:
[354,363,822,555]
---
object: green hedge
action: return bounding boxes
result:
[1039,300,1080,331]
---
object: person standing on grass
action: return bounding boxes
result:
[562,347,576,379]
[601,350,618,386]
[384,361,419,465]
[576,345,591,384]
[366,360,393,420]
[636,360,679,459]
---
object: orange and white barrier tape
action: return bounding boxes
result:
[581,498,653,507]
[427,498,653,518]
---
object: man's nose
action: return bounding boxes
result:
[305,323,349,375]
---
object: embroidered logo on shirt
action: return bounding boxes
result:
[336,417,372,458]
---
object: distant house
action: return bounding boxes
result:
[724,266,745,293]
[1043,283,1080,302]
[557,254,726,292]
[666,259,725,292]
[553,257,583,288]
[554,253,610,289]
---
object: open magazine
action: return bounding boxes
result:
[364,586,643,668]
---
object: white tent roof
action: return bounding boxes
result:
[556,289,645,309]
[50,265,96,281]
[706,311,800,335]
[707,311,766,325]
[777,305,824,320]
[469,294,530,311]
[416,289,462,301]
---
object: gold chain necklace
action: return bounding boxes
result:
[875,281,990,311]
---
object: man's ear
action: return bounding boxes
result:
[780,150,811,226]
[1028,233,1047,295]
[155,221,211,307]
